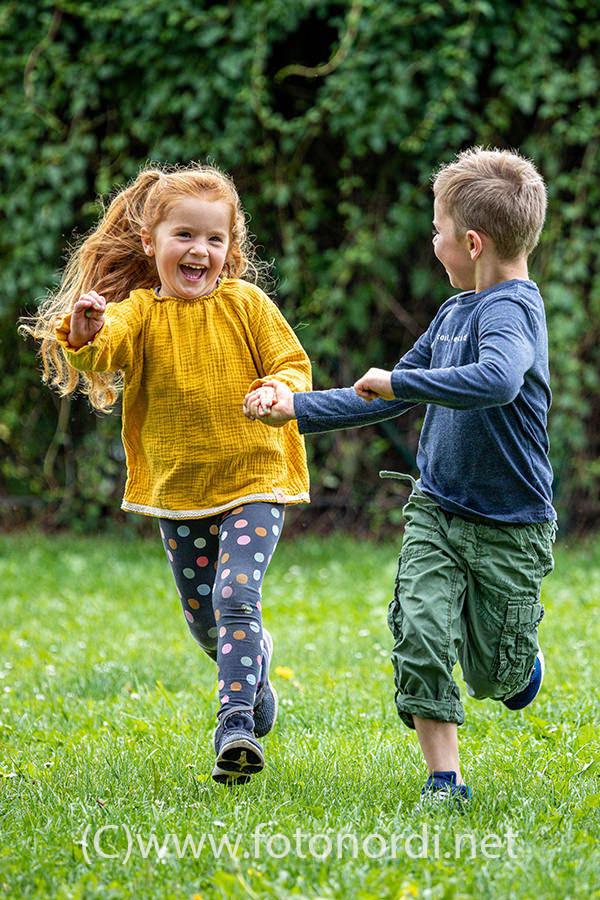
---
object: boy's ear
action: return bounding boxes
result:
[466,229,484,261]
[140,227,154,256]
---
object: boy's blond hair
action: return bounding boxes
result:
[433,147,547,259]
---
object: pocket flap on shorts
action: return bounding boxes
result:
[504,599,545,630]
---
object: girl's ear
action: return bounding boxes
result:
[140,227,154,256]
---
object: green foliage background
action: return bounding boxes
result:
[3,0,600,532]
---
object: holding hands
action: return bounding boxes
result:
[67,290,106,349]
[244,380,295,427]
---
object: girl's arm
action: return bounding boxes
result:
[55,291,143,373]
[248,295,312,393]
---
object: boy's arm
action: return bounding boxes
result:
[360,299,538,409]
[294,388,415,434]
[293,319,433,432]
[245,324,432,431]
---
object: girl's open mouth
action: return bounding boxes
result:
[180,264,206,282]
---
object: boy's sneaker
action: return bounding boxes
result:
[421,771,472,802]
[253,628,278,739]
[212,708,264,785]
[502,649,545,710]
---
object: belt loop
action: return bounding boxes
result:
[379,471,422,494]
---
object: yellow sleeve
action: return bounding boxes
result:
[55,294,144,374]
[247,293,312,393]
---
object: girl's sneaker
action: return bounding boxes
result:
[212,708,264,785]
[502,649,545,710]
[253,628,278,739]
[421,771,472,802]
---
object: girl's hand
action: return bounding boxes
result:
[244,386,275,420]
[353,367,394,401]
[67,291,106,349]
[243,380,295,426]
[254,386,276,417]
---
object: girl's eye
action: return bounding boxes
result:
[178,231,192,238]
[209,236,223,243]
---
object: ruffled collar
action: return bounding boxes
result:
[152,277,224,302]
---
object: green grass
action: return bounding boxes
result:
[0,529,599,899]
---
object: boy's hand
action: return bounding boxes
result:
[68,291,106,349]
[243,379,295,427]
[353,368,395,401]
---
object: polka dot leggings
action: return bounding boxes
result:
[159,502,284,718]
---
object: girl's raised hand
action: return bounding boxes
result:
[68,291,106,349]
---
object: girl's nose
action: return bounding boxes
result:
[190,241,209,258]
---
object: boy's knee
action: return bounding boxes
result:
[463,672,500,701]
[463,646,539,702]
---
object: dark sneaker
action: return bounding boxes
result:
[503,649,545,710]
[253,628,279,739]
[421,771,472,802]
[212,708,264,785]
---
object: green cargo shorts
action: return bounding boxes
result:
[388,490,556,729]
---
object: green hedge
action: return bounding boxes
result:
[3,0,600,532]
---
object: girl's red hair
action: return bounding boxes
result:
[21,163,257,411]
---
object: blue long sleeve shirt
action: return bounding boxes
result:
[294,279,555,523]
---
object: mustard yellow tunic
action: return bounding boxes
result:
[56,278,311,518]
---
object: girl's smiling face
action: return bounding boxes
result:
[141,196,231,299]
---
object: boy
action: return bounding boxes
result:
[244,147,556,800]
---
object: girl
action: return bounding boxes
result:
[23,163,311,784]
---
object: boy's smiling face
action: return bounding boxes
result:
[141,196,231,299]
[432,198,476,292]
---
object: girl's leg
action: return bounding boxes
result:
[158,517,221,659]
[214,502,284,718]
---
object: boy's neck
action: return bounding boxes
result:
[473,255,529,294]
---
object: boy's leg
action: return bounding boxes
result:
[389,494,469,774]
[458,520,555,703]
[159,517,220,658]
[412,717,463,783]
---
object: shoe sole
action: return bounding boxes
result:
[212,737,264,784]
[211,765,253,786]
[538,647,545,687]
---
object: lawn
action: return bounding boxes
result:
[0,528,599,899]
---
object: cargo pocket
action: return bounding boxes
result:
[387,554,404,641]
[493,598,545,690]
[521,522,556,578]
